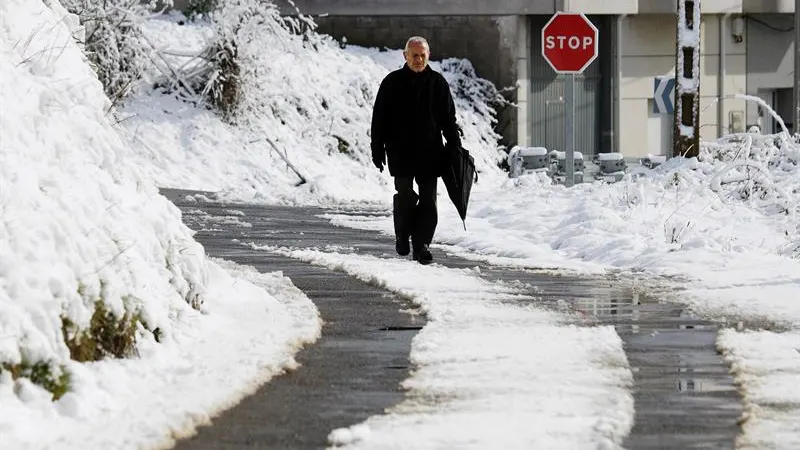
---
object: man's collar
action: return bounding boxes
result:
[402,64,431,75]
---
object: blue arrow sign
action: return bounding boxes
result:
[653,76,675,114]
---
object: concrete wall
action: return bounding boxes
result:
[274,0,638,15]
[563,0,636,14]
[742,0,795,12]
[275,0,553,15]
[277,0,769,15]
[173,0,789,15]
[619,14,747,158]
[745,14,795,132]
[638,0,743,13]
[311,15,524,146]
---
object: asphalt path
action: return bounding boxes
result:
[162,188,742,450]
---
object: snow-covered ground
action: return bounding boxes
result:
[1,1,799,449]
[1,3,320,449]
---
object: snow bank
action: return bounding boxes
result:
[1,3,321,449]
[1,0,208,389]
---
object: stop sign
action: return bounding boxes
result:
[542,12,599,73]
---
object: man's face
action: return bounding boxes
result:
[404,42,429,73]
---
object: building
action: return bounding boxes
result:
[262,1,797,159]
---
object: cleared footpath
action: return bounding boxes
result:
[162,189,742,450]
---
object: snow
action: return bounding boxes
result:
[645,154,667,164]
[516,146,549,156]
[1,2,319,449]
[597,152,625,161]
[262,249,632,449]
[551,150,584,160]
[718,330,800,449]
[1,260,320,450]
[2,2,799,449]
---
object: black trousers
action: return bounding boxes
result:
[393,176,438,250]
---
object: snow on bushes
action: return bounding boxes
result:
[597,131,800,258]
[142,0,505,178]
[438,57,509,170]
[0,0,209,397]
[704,132,799,215]
[60,0,169,103]
[702,132,800,257]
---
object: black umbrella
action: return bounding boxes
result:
[442,146,478,229]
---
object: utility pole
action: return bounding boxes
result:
[674,0,701,157]
[794,0,800,134]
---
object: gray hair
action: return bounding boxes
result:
[404,36,430,53]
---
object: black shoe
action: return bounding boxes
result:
[396,234,410,256]
[412,245,433,265]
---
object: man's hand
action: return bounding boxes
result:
[371,141,386,172]
[372,155,385,172]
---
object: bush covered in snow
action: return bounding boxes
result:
[704,132,799,214]
[183,0,218,18]
[439,57,509,167]
[702,132,800,257]
[603,131,800,258]
[61,0,168,104]
[1,0,209,397]
[125,0,505,191]
[204,0,313,122]
[140,0,506,175]
[145,0,313,122]
[652,97,799,256]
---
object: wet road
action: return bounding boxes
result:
[162,189,742,449]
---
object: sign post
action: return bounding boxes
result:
[565,74,575,186]
[542,12,599,187]
[674,0,701,157]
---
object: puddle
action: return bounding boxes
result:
[568,285,742,448]
[466,266,743,448]
[574,291,731,391]
[379,325,424,331]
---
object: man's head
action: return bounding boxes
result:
[403,36,430,73]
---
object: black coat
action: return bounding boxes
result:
[371,64,461,178]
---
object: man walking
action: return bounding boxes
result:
[370,36,461,265]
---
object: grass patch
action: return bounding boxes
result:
[1,294,142,400]
[0,361,71,400]
[206,39,241,123]
[333,135,350,155]
[184,0,219,18]
[62,300,141,363]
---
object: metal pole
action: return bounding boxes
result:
[615,14,625,154]
[795,0,800,134]
[719,14,728,137]
[565,73,575,187]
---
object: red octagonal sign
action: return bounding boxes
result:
[542,12,599,74]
